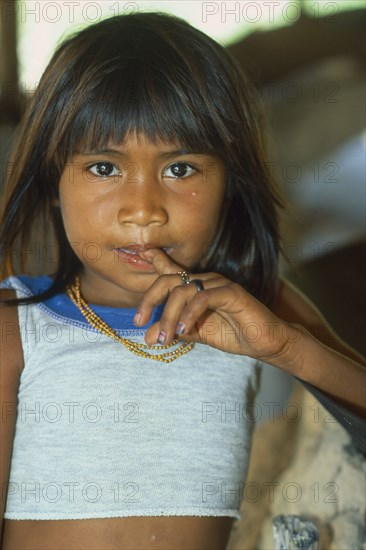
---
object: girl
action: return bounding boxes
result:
[0,11,365,550]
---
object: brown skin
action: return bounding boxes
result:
[1,134,365,548]
[58,132,227,308]
[2,515,234,549]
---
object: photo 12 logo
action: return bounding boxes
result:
[201,2,339,24]
[3,480,139,504]
[2,2,140,24]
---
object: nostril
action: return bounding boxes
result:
[117,202,169,226]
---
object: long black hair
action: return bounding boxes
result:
[0,11,282,306]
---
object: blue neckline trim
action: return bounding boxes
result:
[14,275,164,331]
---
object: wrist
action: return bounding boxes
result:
[262,322,310,376]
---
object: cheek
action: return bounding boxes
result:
[184,200,224,247]
[58,198,89,246]
[201,193,226,232]
[201,199,227,250]
[58,181,109,235]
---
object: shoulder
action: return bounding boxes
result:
[0,289,23,524]
[0,274,54,376]
[0,289,24,376]
[0,274,53,296]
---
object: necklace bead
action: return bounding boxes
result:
[65,276,195,363]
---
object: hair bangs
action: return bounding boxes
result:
[60,54,221,162]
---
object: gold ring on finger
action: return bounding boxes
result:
[177,270,190,285]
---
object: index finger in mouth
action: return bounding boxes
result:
[139,248,184,275]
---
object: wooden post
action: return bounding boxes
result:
[1,0,21,123]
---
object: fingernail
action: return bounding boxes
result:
[176,322,185,335]
[157,331,166,344]
[134,311,141,325]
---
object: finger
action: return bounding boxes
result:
[144,318,202,348]
[136,248,229,331]
[139,248,184,275]
[134,273,182,327]
[133,247,186,326]
[144,277,229,345]
[171,283,243,339]
[136,271,224,328]
[143,282,200,345]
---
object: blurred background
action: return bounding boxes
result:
[1,1,365,547]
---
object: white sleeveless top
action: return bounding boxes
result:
[1,275,261,521]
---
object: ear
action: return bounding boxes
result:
[51,197,60,207]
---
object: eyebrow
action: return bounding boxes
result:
[77,148,212,158]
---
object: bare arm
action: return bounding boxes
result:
[136,248,366,418]
[0,290,23,543]
[271,277,366,417]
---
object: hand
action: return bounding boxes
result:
[134,248,301,364]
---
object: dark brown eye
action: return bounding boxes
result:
[89,162,120,177]
[164,162,196,178]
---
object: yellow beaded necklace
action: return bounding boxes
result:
[65,276,195,363]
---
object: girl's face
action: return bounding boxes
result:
[58,132,226,308]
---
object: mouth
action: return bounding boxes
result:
[113,245,173,271]
[116,245,173,256]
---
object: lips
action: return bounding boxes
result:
[113,244,173,271]
[116,245,172,255]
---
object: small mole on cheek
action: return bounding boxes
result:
[191,191,198,197]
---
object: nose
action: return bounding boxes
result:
[117,178,168,227]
